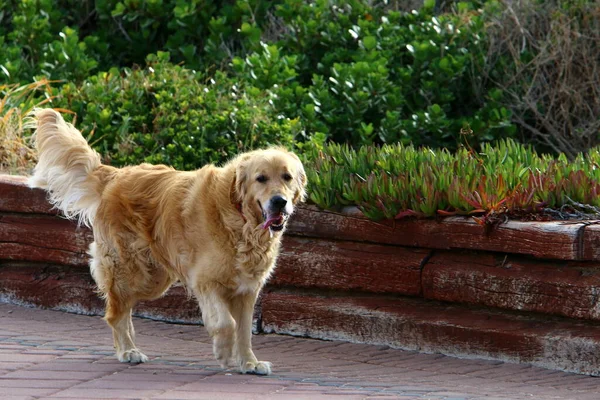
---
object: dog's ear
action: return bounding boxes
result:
[230,157,249,205]
[229,172,240,205]
[290,153,307,203]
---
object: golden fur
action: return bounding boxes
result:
[29,109,307,375]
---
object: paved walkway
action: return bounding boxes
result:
[0,303,599,400]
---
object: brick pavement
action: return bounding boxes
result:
[0,303,598,400]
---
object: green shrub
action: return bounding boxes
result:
[0,0,100,83]
[7,0,598,163]
[0,0,283,84]
[2,0,516,152]
[52,53,300,170]
[231,0,515,149]
[91,0,278,71]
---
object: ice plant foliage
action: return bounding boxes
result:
[302,139,600,221]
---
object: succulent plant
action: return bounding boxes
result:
[302,139,600,223]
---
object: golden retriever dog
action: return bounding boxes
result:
[28,109,306,375]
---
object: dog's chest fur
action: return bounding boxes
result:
[183,225,281,296]
[231,228,282,295]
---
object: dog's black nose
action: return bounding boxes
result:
[270,195,287,210]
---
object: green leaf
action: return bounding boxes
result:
[111,2,126,17]
[363,36,377,51]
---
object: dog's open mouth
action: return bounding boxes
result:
[263,214,285,231]
[259,201,287,231]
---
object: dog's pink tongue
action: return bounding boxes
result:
[262,215,283,229]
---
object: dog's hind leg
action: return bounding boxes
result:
[90,243,148,363]
[105,293,148,363]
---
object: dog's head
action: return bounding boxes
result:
[232,148,307,232]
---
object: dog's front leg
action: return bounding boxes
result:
[197,290,236,369]
[230,291,272,375]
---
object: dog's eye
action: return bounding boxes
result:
[256,175,268,183]
[282,173,293,182]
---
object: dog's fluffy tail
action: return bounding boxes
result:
[28,109,103,227]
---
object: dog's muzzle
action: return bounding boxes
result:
[260,196,290,231]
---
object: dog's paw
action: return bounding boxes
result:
[240,360,272,375]
[118,349,149,364]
